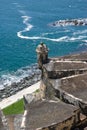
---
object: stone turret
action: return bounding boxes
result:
[36,42,49,69]
[22,49,87,130]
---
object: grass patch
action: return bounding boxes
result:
[3,99,24,115]
[34,89,40,93]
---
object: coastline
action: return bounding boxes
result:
[0,81,40,109]
[0,67,41,100]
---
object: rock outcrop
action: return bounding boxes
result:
[50,18,87,27]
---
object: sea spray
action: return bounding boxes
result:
[17,15,33,39]
[0,64,41,100]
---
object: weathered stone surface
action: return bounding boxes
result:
[0,110,9,130]
[36,43,49,69]
[22,51,87,130]
[25,100,78,130]
[0,115,4,130]
[60,52,87,61]
[39,52,87,117]
[60,73,87,102]
[6,114,23,130]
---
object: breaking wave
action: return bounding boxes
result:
[17,34,69,42]
[16,8,71,42]
[0,64,41,90]
[17,12,69,42]
[17,15,33,39]
[17,34,84,42]
[79,43,87,47]
[17,14,87,42]
[73,29,87,35]
[83,40,87,43]
[16,4,87,43]
[42,30,70,36]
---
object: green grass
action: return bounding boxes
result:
[3,99,24,115]
[34,89,40,93]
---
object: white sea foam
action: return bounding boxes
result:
[17,8,71,42]
[12,2,18,5]
[42,30,70,36]
[17,15,69,41]
[69,35,87,41]
[17,34,69,42]
[17,31,87,42]
[79,43,87,47]
[17,15,70,42]
[12,2,24,8]
[16,5,87,43]
[0,64,41,90]
[82,40,87,43]
[42,35,87,42]
[73,30,87,35]
[46,36,69,42]
[18,10,26,15]
[17,15,33,39]
[17,14,87,42]
[13,4,33,39]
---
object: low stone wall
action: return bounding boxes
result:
[37,115,76,130]
[21,51,87,130]
[40,58,87,117]
[42,70,87,115]
[47,69,87,79]
[55,87,87,115]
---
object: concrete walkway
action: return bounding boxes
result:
[0,81,41,109]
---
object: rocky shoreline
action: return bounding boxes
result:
[50,18,87,27]
[0,66,41,100]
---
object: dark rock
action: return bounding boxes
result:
[50,18,87,27]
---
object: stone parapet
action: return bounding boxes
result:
[22,49,87,130]
[23,100,79,130]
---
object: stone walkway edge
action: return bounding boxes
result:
[0,81,40,109]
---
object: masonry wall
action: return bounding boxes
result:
[37,110,81,130]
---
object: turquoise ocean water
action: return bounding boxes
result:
[0,0,87,89]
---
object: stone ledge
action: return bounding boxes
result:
[24,100,79,130]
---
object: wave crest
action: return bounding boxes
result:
[17,15,33,39]
[0,64,41,90]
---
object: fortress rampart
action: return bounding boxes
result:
[1,44,87,130]
[21,45,87,130]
